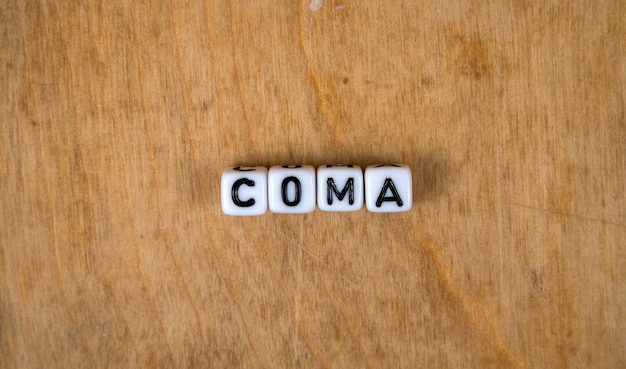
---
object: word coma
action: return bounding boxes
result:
[221,164,412,215]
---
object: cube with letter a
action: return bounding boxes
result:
[364,164,412,212]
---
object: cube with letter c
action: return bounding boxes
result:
[221,166,268,216]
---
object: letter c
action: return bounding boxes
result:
[231,178,256,207]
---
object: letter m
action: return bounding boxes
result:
[327,178,354,205]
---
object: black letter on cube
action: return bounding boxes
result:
[327,178,355,205]
[375,178,403,207]
[231,178,256,207]
[281,176,301,206]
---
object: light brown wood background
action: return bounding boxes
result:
[1,0,625,368]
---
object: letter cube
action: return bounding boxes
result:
[317,164,364,212]
[364,164,412,212]
[221,166,268,216]
[268,165,316,213]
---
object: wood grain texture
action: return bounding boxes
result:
[2,0,625,368]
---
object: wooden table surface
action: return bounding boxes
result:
[2,1,625,368]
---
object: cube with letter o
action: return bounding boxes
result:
[268,165,316,214]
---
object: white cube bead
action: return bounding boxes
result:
[221,166,268,216]
[364,164,412,212]
[268,165,316,213]
[317,165,364,212]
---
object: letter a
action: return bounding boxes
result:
[375,178,403,207]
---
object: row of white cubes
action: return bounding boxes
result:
[221,164,412,215]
